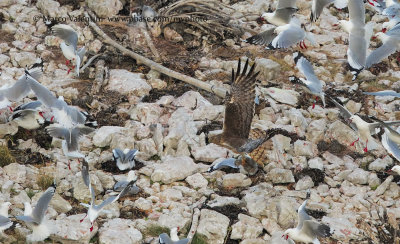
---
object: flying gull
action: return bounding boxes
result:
[290,51,326,109]
[112,148,138,171]
[329,97,400,152]
[0,67,42,111]
[283,191,332,243]
[25,70,92,128]
[16,184,56,242]
[46,124,94,170]
[261,0,298,26]
[245,0,297,46]
[80,161,135,232]
[346,0,368,80]
[364,90,400,98]
[52,24,86,76]
[267,20,316,49]
[366,25,400,68]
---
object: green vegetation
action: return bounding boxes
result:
[192,233,208,244]
[37,175,54,190]
[143,224,170,237]
[0,145,15,167]
[27,189,36,199]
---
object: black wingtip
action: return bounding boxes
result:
[266,43,276,50]
[293,51,305,65]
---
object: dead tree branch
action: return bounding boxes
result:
[84,10,227,98]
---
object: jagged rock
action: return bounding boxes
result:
[93,126,124,147]
[151,156,200,184]
[295,176,314,190]
[266,169,295,184]
[86,0,123,18]
[254,58,281,81]
[50,214,97,243]
[191,144,229,163]
[4,163,26,183]
[185,173,208,189]
[197,209,230,244]
[99,218,143,244]
[230,214,263,240]
[221,173,252,189]
[106,69,151,96]
[346,168,369,185]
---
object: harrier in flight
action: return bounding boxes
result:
[208,58,273,174]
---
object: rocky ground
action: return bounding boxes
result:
[0,0,400,243]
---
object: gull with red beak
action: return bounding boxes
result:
[282,191,332,244]
[366,24,400,67]
[52,24,86,77]
[245,0,297,46]
[329,97,400,152]
[0,67,42,112]
[8,108,45,130]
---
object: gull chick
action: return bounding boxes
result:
[16,185,56,242]
[112,148,138,171]
[283,193,332,243]
[80,161,135,232]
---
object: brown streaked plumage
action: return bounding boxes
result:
[209,58,260,154]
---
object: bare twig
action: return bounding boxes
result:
[84,10,227,98]
[142,27,161,62]
[80,53,103,72]
[91,59,106,94]
[187,208,200,243]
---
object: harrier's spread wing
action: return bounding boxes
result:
[222,59,259,140]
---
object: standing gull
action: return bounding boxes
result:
[16,185,56,242]
[80,161,135,232]
[290,52,326,109]
[112,148,138,171]
[283,192,332,243]
[52,24,86,76]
